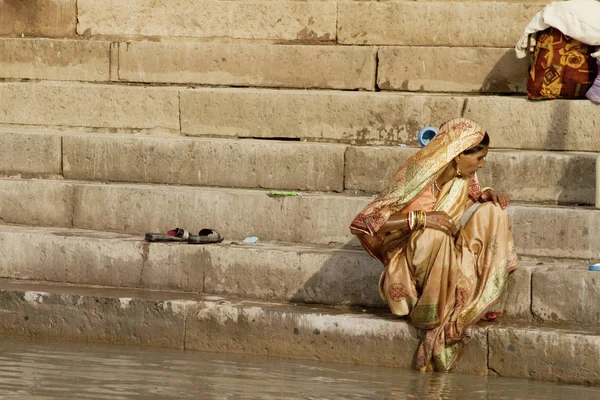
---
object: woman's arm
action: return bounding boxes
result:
[378,211,458,235]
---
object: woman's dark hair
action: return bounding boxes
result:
[462,132,490,155]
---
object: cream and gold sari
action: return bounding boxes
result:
[350,118,518,372]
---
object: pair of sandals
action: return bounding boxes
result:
[145,228,223,244]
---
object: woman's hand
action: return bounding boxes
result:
[479,189,510,209]
[425,211,458,236]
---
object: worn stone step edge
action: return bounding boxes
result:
[1,224,596,326]
[75,1,543,48]
[0,278,598,385]
[1,128,595,204]
[2,82,598,152]
[0,178,598,260]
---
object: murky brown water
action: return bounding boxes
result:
[0,336,599,400]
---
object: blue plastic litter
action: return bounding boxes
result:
[418,127,439,147]
[243,236,260,244]
[589,263,600,271]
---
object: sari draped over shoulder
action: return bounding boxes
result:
[350,118,519,372]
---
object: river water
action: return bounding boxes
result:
[0,336,599,400]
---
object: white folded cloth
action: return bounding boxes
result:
[515,0,600,58]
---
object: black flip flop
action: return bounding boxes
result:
[188,229,223,244]
[145,228,191,242]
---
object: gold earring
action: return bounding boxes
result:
[456,167,462,177]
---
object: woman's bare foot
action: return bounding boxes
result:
[481,311,503,322]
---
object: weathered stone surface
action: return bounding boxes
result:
[143,244,205,292]
[508,205,600,260]
[0,281,188,348]
[453,326,489,375]
[345,146,596,205]
[532,267,600,325]
[0,38,110,81]
[0,224,539,314]
[117,42,375,90]
[0,226,145,286]
[477,150,596,205]
[378,47,529,93]
[0,224,204,292]
[338,3,543,46]
[203,244,385,307]
[344,146,418,192]
[77,0,336,40]
[489,326,600,385]
[464,96,600,152]
[186,298,420,367]
[0,0,76,37]
[0,130,62,176]
[3,178,597,259]
[71,183,366,246]
[0,179,73,227]
[181,88,464,144]
[63,135,346,192]
[492,265,535,321]
[0,82,179,131]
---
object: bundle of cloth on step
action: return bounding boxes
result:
[515,0,600,100]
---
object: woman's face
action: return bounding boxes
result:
[456,146,488,177]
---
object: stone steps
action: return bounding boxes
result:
[0,128,595,204]
[1,37,527,93]
[0,277,598,385]
[4,224,589,324]
[72,1,543,48]
[1,83,599,151]
[0,178,598,260]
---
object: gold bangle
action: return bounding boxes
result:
[414,210,425,231]
[480,187,493,194]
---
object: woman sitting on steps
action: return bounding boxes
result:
[350,117,518,372]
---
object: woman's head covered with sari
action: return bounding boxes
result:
[350,117,486,245]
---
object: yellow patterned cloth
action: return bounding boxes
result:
[349,118,519,372]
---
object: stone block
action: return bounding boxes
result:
[489,326,600,385]
[0,179,73,227]
[0,226,145,286]
[532,266,600,325]
[63,135,346,192]
[0,82,179,131]
[117,42,375,90]
[77,0,336,40]
[344,146,419,193]
[142,244,205,292]
[509,205,600,260]
[453,326,489,375]
[185,299,420,367]
[0,0,76,37]
[338,3,542,46]
[477,150,596,205]
[0,130,62,176]
[203,244,385,307]
[378,47,529,93]
[0,283,188,349]
[180,88,464,144]
[0,38,110,81]
[464,96,600,152]
[492,265,534,321]
[345,146,596,205]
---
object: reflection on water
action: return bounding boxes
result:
[0,336,598,399]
